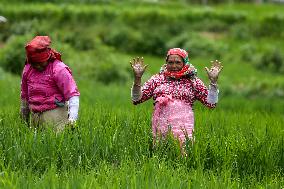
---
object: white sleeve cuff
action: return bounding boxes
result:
[68,96,79,121]
[131,84,142,101]
[206,84,219,104]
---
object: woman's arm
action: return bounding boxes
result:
[193,78,217,108]
[207,82,219,104]
[68,96,79,123]
[130,57,154,104]
[20,65,30,122]
[131,75,157,104]
[53,63,80,122]
[199,60,223,107]
[131,75,142,101]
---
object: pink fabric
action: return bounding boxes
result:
[133,74,216,143]
[166,48,188,60]
[21,60,80,113]
[153,95,194,143]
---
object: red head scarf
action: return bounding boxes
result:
[161,48,197,79]
[166,48,189,62]
[25,36,62,64]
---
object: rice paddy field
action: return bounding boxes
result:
[0,2,283,188]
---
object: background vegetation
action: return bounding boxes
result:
[0,1,283,188]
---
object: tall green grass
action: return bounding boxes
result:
[0,2,283,188]
[0,73,283,188]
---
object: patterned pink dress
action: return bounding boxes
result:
[133,74,216,143]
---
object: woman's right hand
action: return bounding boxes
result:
[130,57,148,78]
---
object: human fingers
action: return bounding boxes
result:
[216,60,222,68]
[212,60,222,71]
[212,60,219,68]
[140,57,144,65]
[205,67,210,74]
[215,62,222,72]
[143,64,148,70]
[137,57,143,66]
[132,58,136,66]
[218,65,224,73]
[134,57,141,65]
[137,57,144,66]
[130,60,134,67]
[211,60,217,69]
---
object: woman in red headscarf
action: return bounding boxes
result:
[20,36,80,132]
[130,48,223,149]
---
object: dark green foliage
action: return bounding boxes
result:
[0,103,283,188]
[166,32,227,59]
[0,36,29,75]
[103,26,167,56]
[241,44,284,75]
[0,3,284,186]
[95,59,130,84]
[230,23,253,40]
[59,30,96,51]
[0,22,9,42]
[258,14,284,37]
[258,48,283,73]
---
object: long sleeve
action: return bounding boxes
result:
[192,77,217,108]
[20,65,29,101]
[131,84,142,101]
[206,83,219,104]
[20,65,30,121]
[132,75,158,105]
[53,64,80,101]
[20,99,30,122]
[68,96,79,121]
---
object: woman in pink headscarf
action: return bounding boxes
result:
[20,36,80,132]
[130,48,223,149]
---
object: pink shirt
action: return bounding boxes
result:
[21,60,80,113]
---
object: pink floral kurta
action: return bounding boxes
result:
[133,74,216,143]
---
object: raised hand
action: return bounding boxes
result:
[205,60,223,83]
[130,57,148,78]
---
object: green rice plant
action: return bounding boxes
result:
[0,2,283,188]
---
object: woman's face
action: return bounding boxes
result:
[31,61,49,72]
[166,55,184,72]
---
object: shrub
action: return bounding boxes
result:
[95,60,129,85]
[102,26,167,56]
[9,20,38,35]
[0,22,10,42]
[102,26,142,53]
[59,30,96,51]
[93,51,131,85]
[240,44,257,62]
[230,23,253,40]
[68,46,131,85]
[0,35,30,75]
[257,48,283,73]
[166,32,227,59]
[257,14,284,37]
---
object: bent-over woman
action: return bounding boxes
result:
[20,36,80,132]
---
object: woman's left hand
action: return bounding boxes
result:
[205,60,223,83]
